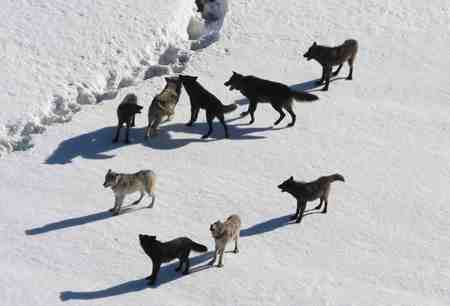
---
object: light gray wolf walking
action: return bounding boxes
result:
[303,39,358,91]
[209,214,242,267]
[103,169,156,216]
[278,174,345,223]
[145,77,183,138]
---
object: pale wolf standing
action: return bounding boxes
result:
[103,169,156,216]
[209,214,241,267]
[144,77,183,138]
[303,39,358,91]
[278,174,345,223]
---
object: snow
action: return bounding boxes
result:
[1,0,449,305]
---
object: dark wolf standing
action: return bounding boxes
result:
[113,94,143,143]
[145,77,183,138]
[303,39,358,91]
[179,74,237,139]
[139,234,208,285]
[278,174,345,224]
[224,72,318,126]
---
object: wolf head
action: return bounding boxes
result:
[179,74,198,85]
[165,76,182,92]
[224,71,244,91]
[277,176,295,192]
[303,42,318,61]
[103,169,119,188]
[139,234,157,245]
[210,220,225,238]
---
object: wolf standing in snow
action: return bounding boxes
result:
[224,72,318,126]
[179,74,237,139]
[103,169,156,216]
[145,76,183,138]
[303,39,358,91]
[139,234,208,285]
[113,93,143,143]
[209,214,241,267]
[278,174,345,223]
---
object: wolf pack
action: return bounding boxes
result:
[104,3,358,285]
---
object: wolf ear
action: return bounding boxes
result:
[165,77,170,82]
[107,169,112,174]
[232,71,237,75]
[289,176,294,181]
[313,42,317,46]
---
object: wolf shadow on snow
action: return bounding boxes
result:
[60,252,214,300]
[45,121,273,164]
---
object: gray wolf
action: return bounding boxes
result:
[113,93,143,143]
[278,174,345,223]
[209,214,241,267]
[139,234,208,285]
[179,74,237,139]
[224,72,318,126]
[144,77,183,138]
[303,39,358,91]
[103,169,156,216]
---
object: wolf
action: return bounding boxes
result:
[303,39,358,91]
[144,77,183,138]
[139,234,208,285]
[278,174,345,223]
[224,72,318,126]
[103,169,156,216]
[113,93,143,143]
[209,214,241,267]
[179,74,237,139]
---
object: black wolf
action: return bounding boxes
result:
[224,72,318,126]
[303,39,358,91]
[113,94,143,143]
[139,234,208,285]
[179,74,237,139]
[278,174,345,223]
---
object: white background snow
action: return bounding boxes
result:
[1,0,449,305]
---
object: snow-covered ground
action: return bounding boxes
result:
[1,0,449,305]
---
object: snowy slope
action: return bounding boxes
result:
[1,0,449,306]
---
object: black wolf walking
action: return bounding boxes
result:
[179,75,237,139]
[139,234,208,285]
[303,39,358,91]
[113,94,143,143]
[224,72,318,126]
[278,174,345,224]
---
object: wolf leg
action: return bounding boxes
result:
[284,102,296,127]
[131,114,136,127]
[322,198,328,214]
[150,117,162,137]
[175,259,183,272]
[112,195,125,215]
[314,198,323,210]
[271,103,286,125]
[182,251,191,274]
[217,248,225,268]
[332,64,343,77]
[209,246,218,266]
[295,200,307,223]
[290,200,301,220]
[148,262,160,285]
[186,106,199,126]
[317,67,326,85]
[346,59,354,80]
[233,236,239,253]
[202,112,214,139]
[322,66,332,91]
[125,121,131,143]
[132,191,144,205]
[218,114,229,138]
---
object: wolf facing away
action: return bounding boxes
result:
[113,93,143,143]
[103,169,156,216]
[278,174,345,224]
[145,77,183,138]
[224,72,318,126]
[179,74,237,139]
[209,214,242,267]
[303,39,358,91]
[139,234,208,285]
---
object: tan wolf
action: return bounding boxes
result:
[278,174,345,223]
[103,169,156,216]
[145,77,183,138]
[209,214,242,267]
[303,39,358,91]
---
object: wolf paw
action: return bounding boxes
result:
[321,87,329,91]
[240,111,249,117]
[346,76,353,80]
[182,270,190,275]
[289,215,297,221]
[217,263,224,268]
[201,134,209,139]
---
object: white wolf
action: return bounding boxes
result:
[209,214,241,267]
[103,169,156,215]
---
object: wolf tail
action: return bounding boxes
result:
[328,173,345,183]
[191,241,208,253]
[222,103,238,114]
[290,90,319,102]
